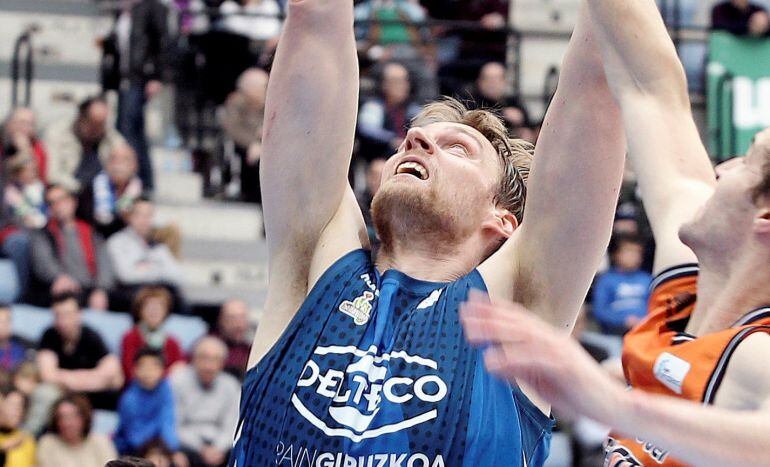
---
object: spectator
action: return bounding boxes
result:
[29,185,114,309]
[36,394,117,467]
[221,68,268,204]
[592,235,653,336]
[113,0,173,192]
[36,293,124,410]
[114,348,187,467]
[138,438,175,467]
[0,387,35,467]
[472,62,531,133]
[3,156,46,230]
[77,143,143,238]
[356,158,386,247]
[13,361,59,437]
[171,336,239,467]
[355,0,428,62]
[45,96,126,192]
[121,287,185,382]
[357,62,421,161]
[0,305,32,372]
[107,198,185,312]
[712,0,770,36]
[212,299,251,380]
[0,107,48,182]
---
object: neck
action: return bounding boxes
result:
[375,236,484,283]
[688,249,770,335]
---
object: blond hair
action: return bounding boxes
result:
[411,97,533,223]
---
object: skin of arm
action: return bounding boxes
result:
[460,295,770,467]
[480,3,626,334]
[586,0,716,274]
[51,355,124,392]
[248,0,367,367]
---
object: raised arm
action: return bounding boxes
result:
[251,0,366,365]
[481,3,625,330]
[586,0,716,273]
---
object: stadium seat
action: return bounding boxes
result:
[82,311,134,355]
[92,409,120,437]
[11,305,52,344]
[0,260,20,304]
[163,314,209,353]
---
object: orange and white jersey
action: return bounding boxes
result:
[604,264,770,466]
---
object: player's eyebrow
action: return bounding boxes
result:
[451,126,485,153]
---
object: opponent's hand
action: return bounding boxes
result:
[460,291,629,423]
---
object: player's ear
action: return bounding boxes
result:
[484,206,518,239]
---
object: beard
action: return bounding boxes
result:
[371,181,475,254]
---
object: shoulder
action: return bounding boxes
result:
[718,332,770,409]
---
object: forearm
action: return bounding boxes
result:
[610,390,770,467]
[261,0,359,246]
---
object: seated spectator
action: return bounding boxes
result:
[358,62,421,161]
[114,349,187,467]
[0,305,32,372]
[212,299,251,380]
[0,387,36,467]
[592,235,653,336]
[36,394,118,467]
[171,336,239,467]
[3,156,47,230]
[221,68,268,204]
[29,185,113,309]
[36,293,124,409]
[44,95,126,192]
[107,198,185,312]
[13,361,59,437]
[122,287,185,381]
[471,62,532,139]
[356,158,386,248]
[712,0,770,36]
[0,107,48,182]
[355,0,428,61]
[77,143,143,238]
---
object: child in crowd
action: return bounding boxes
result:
[592,234,653,335]
[0,387,35,467]
[113,348,187,467]
[3,156,47,230]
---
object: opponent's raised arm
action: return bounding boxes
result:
[253,0,365,365]
[586,0,716,273]
[481,3,625,330]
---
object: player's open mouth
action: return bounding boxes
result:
[395,161,428,180]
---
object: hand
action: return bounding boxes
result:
[88,289,109,311]
[145,80,163,99]
[247,142,262,165]
[172,451,189,467]
[480,12,506,30]
[201,446,226,465]
[51,275,81,295]
[460,291,629,423]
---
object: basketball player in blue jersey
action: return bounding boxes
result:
[229,0,625,465]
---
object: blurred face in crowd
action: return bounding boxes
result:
[367,158,387,196]
[134,355,165,391]
[0,308,12,343]
[107,143,138,186]
[0,391,26,430]
[140,296,170,330]
[613,241,644,272]
[56,401,86,444]
[477,62,507,103]
[144,447,172,467]
[239,68,269,108]
[128,200,155,239]
[46,186,77,224]
[77,100,109,146]
[382,63,411,106]
[613,217,640,235]
[53,298,82,342]
[681,128,770,259]
[219,299,249,342]
[193,338,227,387]
[4,107,35,140]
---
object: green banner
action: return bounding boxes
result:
[707,31,770,161]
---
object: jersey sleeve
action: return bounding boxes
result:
[647,263,699,314]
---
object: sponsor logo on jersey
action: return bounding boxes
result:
[275,443,446,466]
[292,345,449,442]
[339,291,375,325]
[653,352,691,395]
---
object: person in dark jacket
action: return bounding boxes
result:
[712,0,770,36]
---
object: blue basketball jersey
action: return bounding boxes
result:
[230,249,554,467]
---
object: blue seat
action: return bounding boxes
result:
[11,305,52,344]
[82,310,134,355]
[0,260,20,304]
[163,314,208,353]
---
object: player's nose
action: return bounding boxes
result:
[404,127,436,155]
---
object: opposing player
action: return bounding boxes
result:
[229,0,625,465]
[460,0,770,465]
